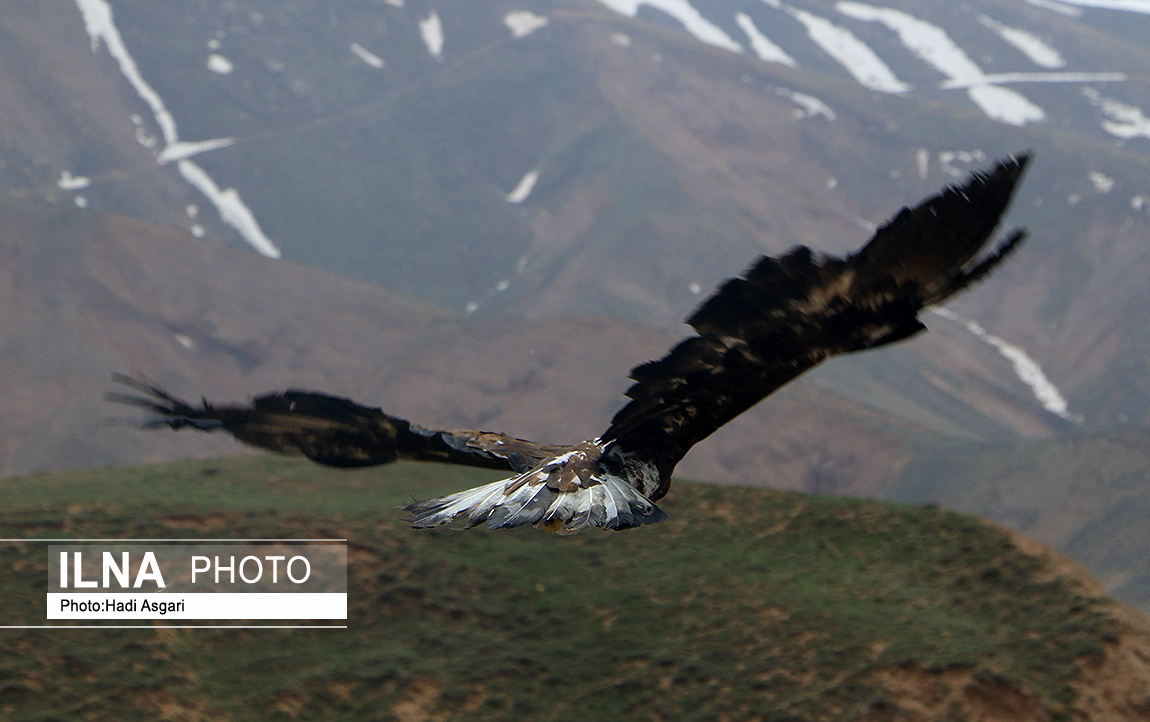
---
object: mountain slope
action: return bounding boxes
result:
[0,195,1059,487]
[894,425,1150,615]
[0,455,1147,720]
[4,0,1150,432]
[0,197,450,472]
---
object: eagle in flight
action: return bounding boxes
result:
[111,155,1030,534]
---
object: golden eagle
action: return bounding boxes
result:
[111,155,1030,533]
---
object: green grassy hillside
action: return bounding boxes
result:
[0,456,1141,720]
[893,426,1150,615]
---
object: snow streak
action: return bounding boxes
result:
[350,42,385,68]
[940,72,1126,89]
[176,161,280,259]
[785,4,910,93]
[506,170,540,204]
[932,307,1079,422]
[978,15,1065,68]
[1025,0,1084,17]
[419,12,445,58]
[73,0,280,258]
[157,138,236,165]
[836,2,1046,126]
[207,54,234,74]
[75,0,177,146]
[774,88,836,119]
[1089,171,1115,193]
[735,12,796,66]
[592,0,1131,135]
[594,0,743,52]
[504,11,549,38]
[1048,0,1150,13]
[1083,88,1150,140]
[57,171,92,190]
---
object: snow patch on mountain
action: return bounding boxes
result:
[932,308,1080,422]
[57,171,91,191]
[977,15,1065,68]
[594,0,743,52]
[1089,171,1115,193]
[594,0,1125,136]
[774,87,836,119]
[507,170,540,204]
[74,0,279,258]
[937,150,987,177]
[784,4,910,93]
[1050,0,1150,13]
[735,12,797,66]
[350,42,385,68]
[504,11,549,38]
[836,2,1046,126]
[420,12,445,58]
[207,53,234,74]
[915,148,930,179]
[75,0,178,146]
[1083,88,1150,139]
[59,169,92,207]
[186,205,205,238]
[176,160,281,259]
[157,138,236,164]
[1026,0,1085,16]
[940,72,1126,89]
[129,113,156,148]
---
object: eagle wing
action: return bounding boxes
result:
[601,154,1031,497]
[109,154,1030,535]
[108,374,562,473]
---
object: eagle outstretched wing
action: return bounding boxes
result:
[108,373,563,473]
[111,154,1031,533]
[599,153,1030,498]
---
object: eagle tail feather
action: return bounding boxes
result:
[105,373,209,426]
[401,473,665,534]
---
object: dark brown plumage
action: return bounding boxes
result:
[601,155,1030,498]
[108,374,562,473]
[111,154,1031,533]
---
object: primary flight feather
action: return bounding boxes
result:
[111,154,1031,533]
